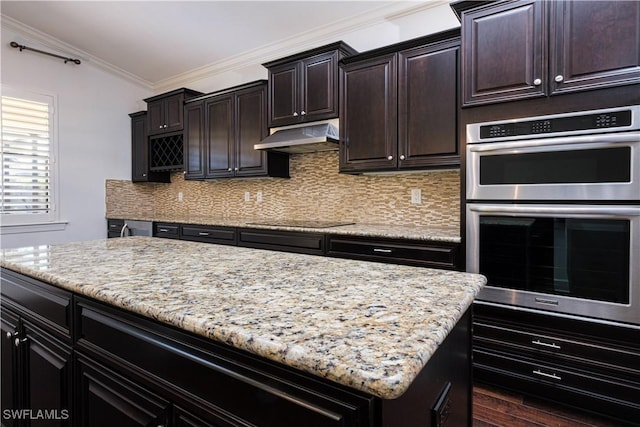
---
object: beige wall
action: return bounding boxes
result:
[106,152,460,228]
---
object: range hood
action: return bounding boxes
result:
[254,122,339,154]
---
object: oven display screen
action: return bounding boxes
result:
[479,110,632,139]
[479,216,630,304]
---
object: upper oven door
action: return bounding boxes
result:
[466,132,640,201]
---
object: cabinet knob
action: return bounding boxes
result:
[6,332,13,339]
[14,337,27,347]
[554,75,564,83]
[293,112,298,117]
[234,167,239,171]
[399,155,405,160]
[387,155,393,160]
[228,168,232,172]
[533,78,542,86]
[301,111,306,116]
[159,125,163,129]
[142,173,147,177]
[163,124,168,128]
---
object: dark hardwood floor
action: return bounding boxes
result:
[473,384,622,427]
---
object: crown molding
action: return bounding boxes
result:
[153,1,451,93]
[2,1,452,95]
[1,15,153,90]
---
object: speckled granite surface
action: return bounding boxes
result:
[1,237,484,399]
[109,215,461,243]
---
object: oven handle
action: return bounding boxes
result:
[467,205,640,216]
[467,132,639,153]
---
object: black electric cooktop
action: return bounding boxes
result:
[246,220,355,229]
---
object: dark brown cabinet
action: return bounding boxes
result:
[145,88,202,136]
[473,302,640,425]
[0,270,74,427]
[237,228,325,255]
[263,42,357,128]
[456,0,640,106]
[130,111,170,183]
[340,30,460,173]
[326,235,461,270]
[184,81,289,180]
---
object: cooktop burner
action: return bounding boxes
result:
[247,220,355,229]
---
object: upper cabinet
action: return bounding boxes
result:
[339,30,460,174]
[455,0,640,106]
[130,111,170,183]
[144,88,202,136]
[184,81,289,180]
[263,42,357,128]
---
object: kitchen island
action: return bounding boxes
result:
[1,237,485,426]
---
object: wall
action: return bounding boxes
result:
[106,152,461,228]
[1,22,152,248]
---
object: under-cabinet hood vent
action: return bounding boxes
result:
[254,122,339,154]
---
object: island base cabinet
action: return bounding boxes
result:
[0,308,73,427]
[1,269,73,427]
[75,297,377,427]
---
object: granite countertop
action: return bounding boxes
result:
[108,215,461,243]
[0,236,484,399]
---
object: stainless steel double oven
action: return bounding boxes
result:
[466,106,640,325]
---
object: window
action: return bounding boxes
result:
[1,88,59,228]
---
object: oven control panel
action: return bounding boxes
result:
[476,107,635,141]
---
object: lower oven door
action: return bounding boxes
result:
[467,204,640,325]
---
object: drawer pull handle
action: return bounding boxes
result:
[533,369,561,381]
[531,339,561,350]
[373,248,393,254]
[198,232,210,236]
[159,229,169,232]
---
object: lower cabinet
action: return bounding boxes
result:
[326,235,460,270]
[75,297,376,427]
[473,302,640,426]
[237,228,325,255]
[1,269,74,427]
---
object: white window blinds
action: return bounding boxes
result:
[1,92,55,223]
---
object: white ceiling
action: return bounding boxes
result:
[1,1,441,89]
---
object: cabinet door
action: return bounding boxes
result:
[302,51,338,122]
[398,44,459,169]
[165,94,185,132]
[1,308,20,427]
[205,95,235,178]
[21,320,73,426]
[131,112,149,182]
[184,101,206,180]
[268,62,300,127]
[147,100,165,135]
[235,85,268,177]
[461,0,546,106]
[340,54,397,173]
[76,355,170,427]
[549,0,640,95]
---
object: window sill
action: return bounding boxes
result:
[0,221,68,235]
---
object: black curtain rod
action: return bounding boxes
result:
[10,41,81,65]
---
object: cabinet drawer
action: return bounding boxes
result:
[153,223,180,239]
[238,229,324,255]
[107,219,124,238]
[474,349,640,416]
[0,269,72,340]
[180,225,237,245]
[76,298,374,426]
[326,235,459,270]
[474,321,640,376]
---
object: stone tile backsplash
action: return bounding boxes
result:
[106,151,460,228]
